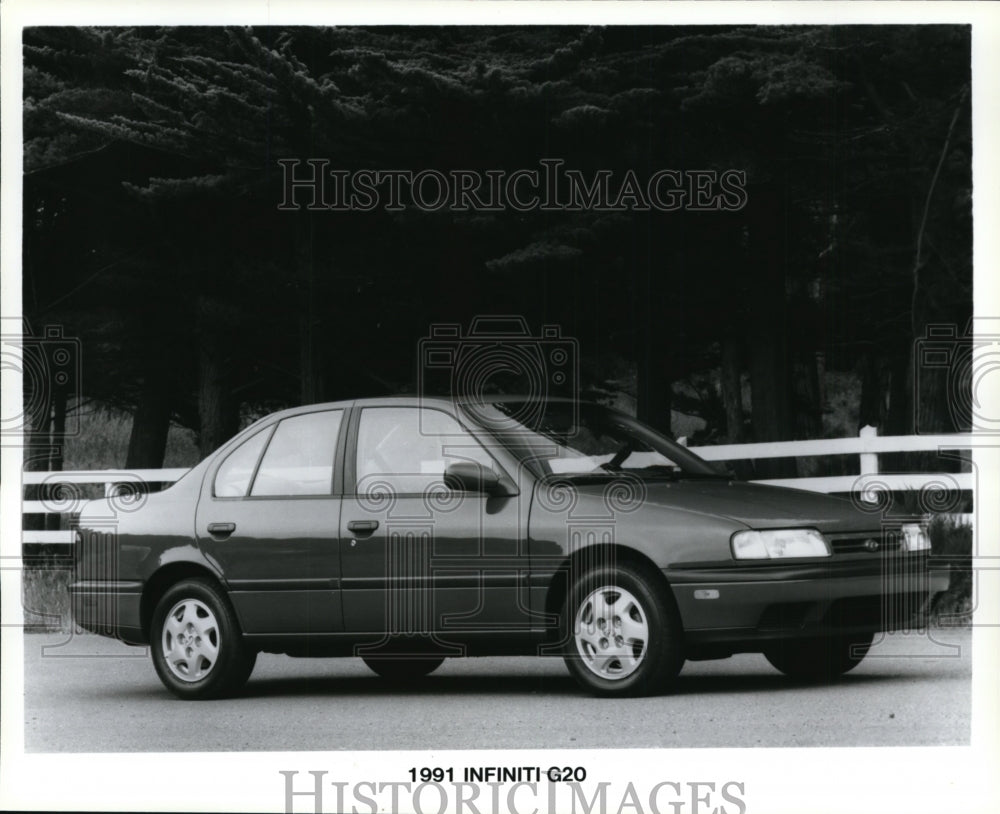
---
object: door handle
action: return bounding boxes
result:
[207,522,236,538]
[347,520,379,533]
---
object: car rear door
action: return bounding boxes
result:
[195,408,348,635]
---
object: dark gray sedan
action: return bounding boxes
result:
[71,397,946,698]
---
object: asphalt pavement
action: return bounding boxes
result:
[21,629,971,752]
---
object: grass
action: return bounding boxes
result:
[928,514,974,627]
[22,403,201,632]
[59,401,201,471]
[22,556,74,633]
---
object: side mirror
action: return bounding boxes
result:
[443,461,503,494]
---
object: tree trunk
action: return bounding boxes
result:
[635,287,674,436]
[636,361,672,435]
[45,386,68,531]
[197,296,239,457]
[126,370,172,469]
[50,387,66,471]
[633,241,677,436]
[746,184,795,477]
[720,337,744,443]
[857,350,883,431]
[297,215,325,404]
[749,331,790,442]
[792,351,823,440]
[881,340,915,473]
[791,351,823,476]
[884,341,913,437]
[23,394,53,532]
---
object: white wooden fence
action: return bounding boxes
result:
[21,426,975,547]
[681,425,974,494]
[22,468,189,546]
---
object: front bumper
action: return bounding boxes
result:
[666,555,949,649]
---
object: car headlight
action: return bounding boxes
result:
[901,523,931,552]
[731,528,831,560]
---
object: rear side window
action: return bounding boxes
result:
[214,427,271,498]
[250,410,343,496]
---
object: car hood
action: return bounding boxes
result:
[576,478,878,533]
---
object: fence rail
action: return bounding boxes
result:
[683,428,975,500]
[21,427,975,546]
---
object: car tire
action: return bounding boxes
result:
[151,577,256,700]
[362,656,445,681]
[764,633,874,681]
[561,563,684,697]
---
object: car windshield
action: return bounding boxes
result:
[463,400,728,480]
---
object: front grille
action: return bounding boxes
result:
[829,530,903,555]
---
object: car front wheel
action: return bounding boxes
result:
[764,633,874,681]
[151,578,256,699]
[562,564,684,697]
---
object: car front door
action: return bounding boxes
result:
[196,408,347,635]
[339,405,531,648]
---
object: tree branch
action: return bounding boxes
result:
[912,85,969,337]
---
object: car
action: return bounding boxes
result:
[70,396,948,699]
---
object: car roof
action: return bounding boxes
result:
[246,395,595,433]
[267,394,583,417]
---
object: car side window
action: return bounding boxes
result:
[355,407,494,495]
[214,427,272,498]
[250,410,343,497]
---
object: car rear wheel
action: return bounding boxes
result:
[562,563,684,697]
[764,633,874,681]
[362,656,445,681]
[151,578,256,699]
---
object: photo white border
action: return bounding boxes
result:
[2,2,998,813]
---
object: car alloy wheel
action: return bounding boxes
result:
[574,585,649,681]
[151,578,256,699]
[562,563,683,697]
[161,597,220,682]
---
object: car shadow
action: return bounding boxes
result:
[77,662,924,702]
[236,667,907,700]
[672,670,904,695]
[240,672,578,698]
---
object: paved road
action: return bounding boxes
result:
[22,630,970,752]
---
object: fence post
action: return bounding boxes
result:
[859,425,879,476]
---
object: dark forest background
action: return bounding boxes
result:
[21,25,972,476]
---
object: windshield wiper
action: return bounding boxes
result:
[550,472,624,485]
[629,465,733,480]
[669,470,733,480]
[594,440,636,473]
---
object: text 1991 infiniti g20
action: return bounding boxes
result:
[71,397,947,698]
